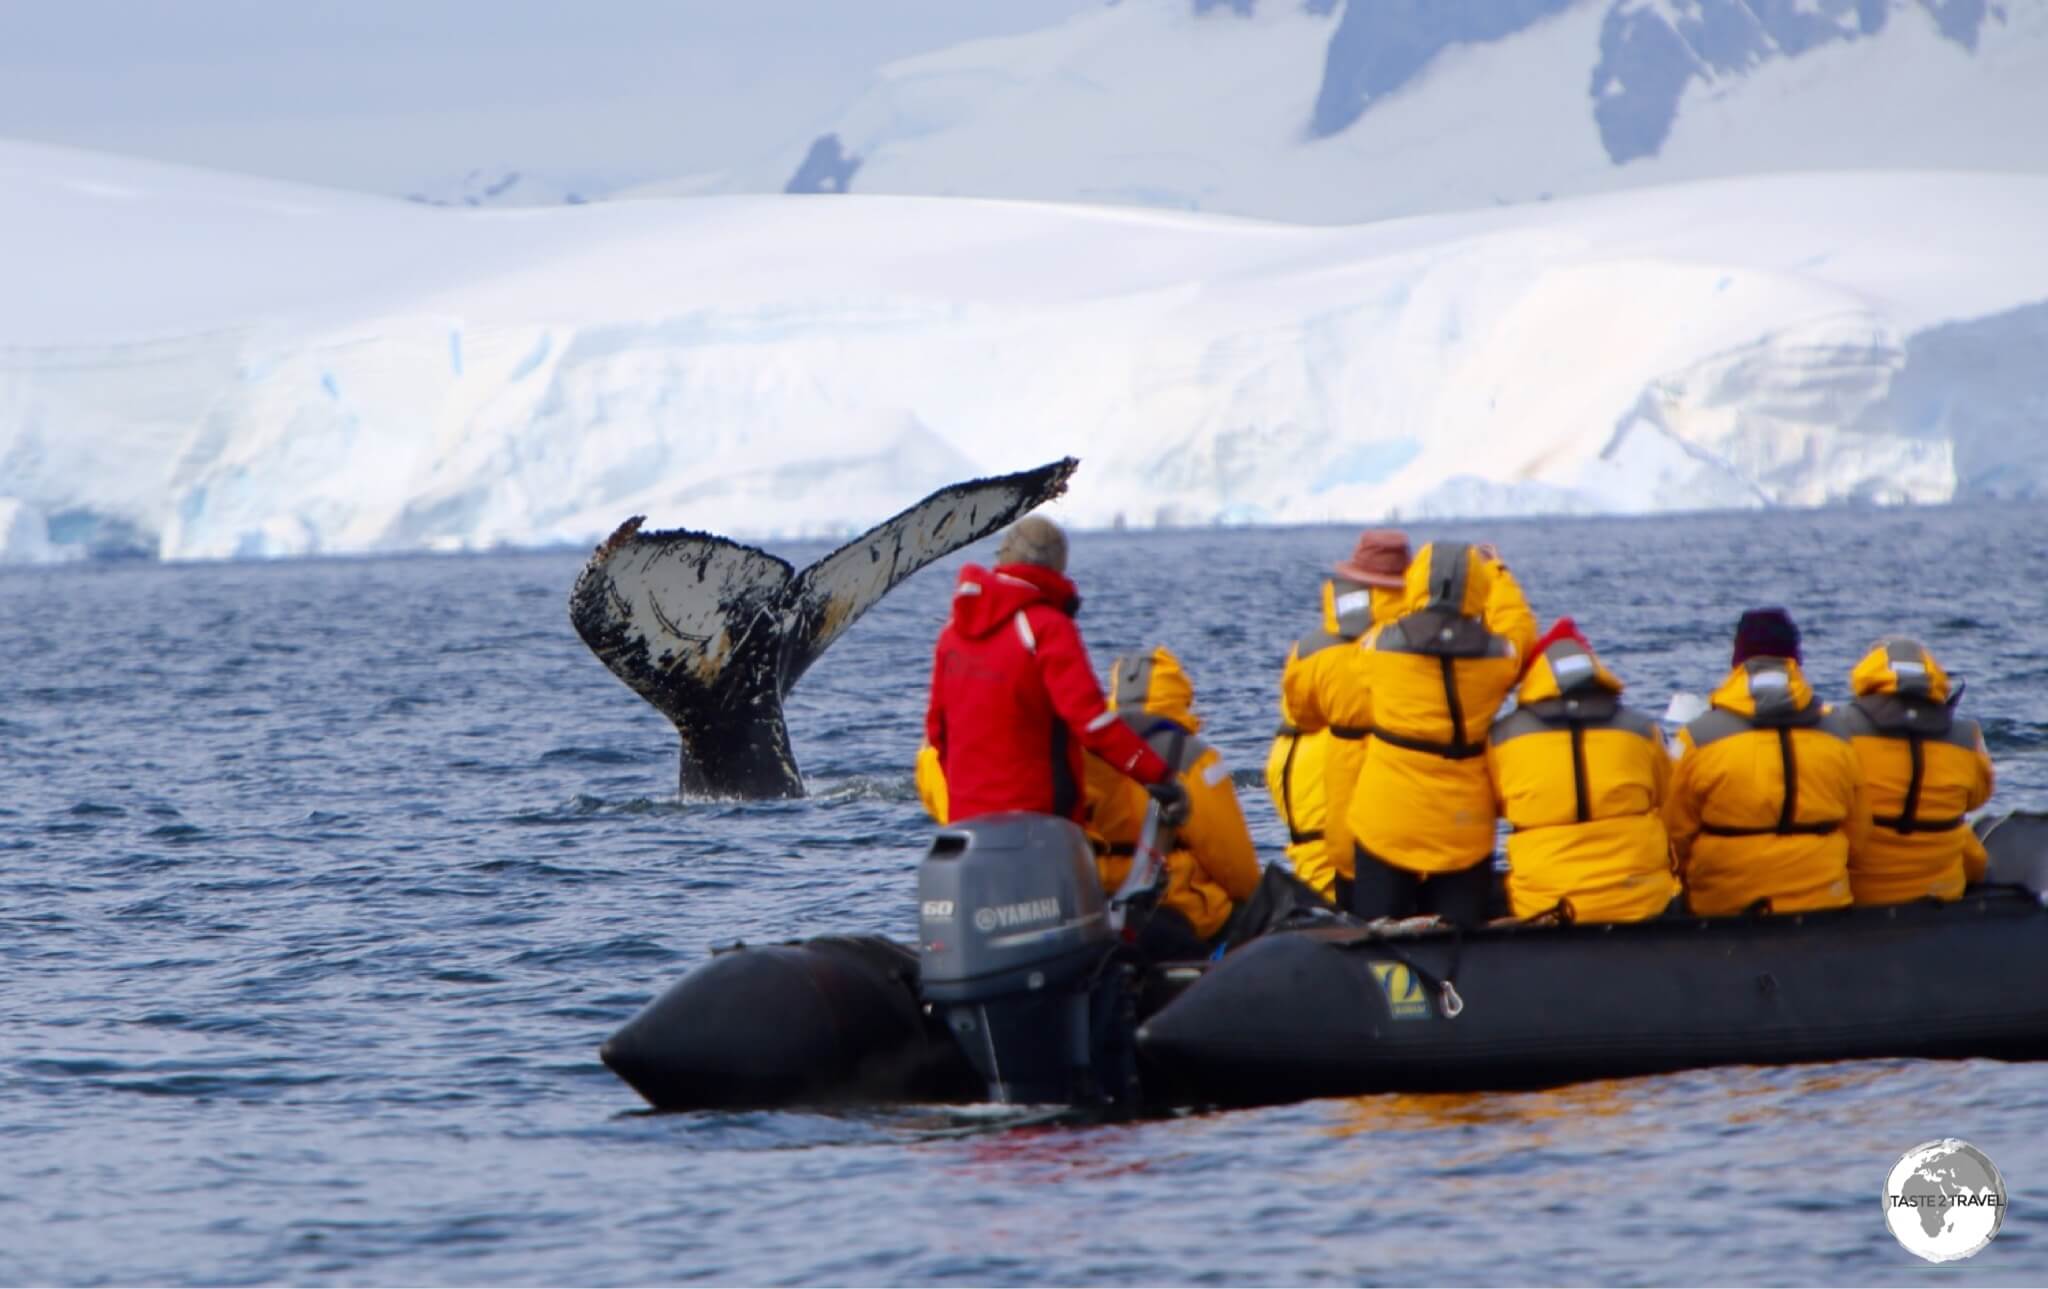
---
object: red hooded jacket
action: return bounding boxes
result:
[926,563,1170,823]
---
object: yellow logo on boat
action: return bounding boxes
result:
[1369,962,1432,1020]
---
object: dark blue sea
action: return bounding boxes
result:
[4,505,2046,1286]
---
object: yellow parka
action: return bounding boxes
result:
[1665,658,1871,915]
[1087,648,1261,940]
[1487,631,1678,921]
[1340,543,1539,875]
[1838,639,1994,904]
[1267,579,1379,897]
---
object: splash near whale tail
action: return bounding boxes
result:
[569,458,1079,798]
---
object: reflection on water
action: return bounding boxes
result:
[1331,1062,1906,1144]
[1329,1081,1645,1141]
[952,1123,1163,1187]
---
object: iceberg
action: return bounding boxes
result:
[2,139,2048,564]
[0,497,53,564]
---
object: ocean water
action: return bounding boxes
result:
[4,504,2046,1286]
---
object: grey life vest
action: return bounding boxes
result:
[1683,658,1848,838]
[1097,711,1208,858]
[1099,650,1212,854]
[1833,644,1980,834]
[1365,543,1513,761]
[1488,639,1658,825]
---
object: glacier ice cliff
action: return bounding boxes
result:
[3,143,2048,564]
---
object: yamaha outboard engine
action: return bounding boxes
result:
[917,813,1123,1105]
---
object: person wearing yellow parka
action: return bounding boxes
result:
[1335,541,1539,924]
[1487,618,1678,922]
[1837,637,1994,904]
[1088,647,1261,958]
[1665,608,1871,916]
[1270,530,1410,903]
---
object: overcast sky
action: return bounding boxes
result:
[0,0,1103,194]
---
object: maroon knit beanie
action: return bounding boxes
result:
[1731,607,1801,668]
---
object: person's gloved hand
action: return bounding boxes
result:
[1145,779,1192,827]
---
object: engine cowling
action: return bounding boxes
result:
[916,813,1119,1104]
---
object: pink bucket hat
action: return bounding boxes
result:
[1333,529,1412,589]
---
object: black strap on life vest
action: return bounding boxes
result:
[1701,819,1843,838]
[1103,840,1138,857]
[1870,731,1964,831]
[1776,727,1797,833]
[1351,655,1485,760]
[1440,656,1472,755]
[1874,813,1965,833]
[1899,732,1924,830]
[1839,698,1971,832]
[1370,724,1487,760]
[1274,727,1326,845]
[1278,725,1303,837]
[1335,659,1482,758]
[1272,725,1324,844]
[1698,725,1843,837]
[1569,719,1590,824]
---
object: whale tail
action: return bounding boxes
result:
[569,458,1079,798]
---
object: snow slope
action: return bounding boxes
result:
[2,139,2047,563]
[743,0,2048,225]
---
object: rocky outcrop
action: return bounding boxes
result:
[1591,0,1992,163]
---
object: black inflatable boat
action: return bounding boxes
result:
[600,812,2048,1115]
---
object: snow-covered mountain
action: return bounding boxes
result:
[756,0,2048,223]
[2,139,2046,564]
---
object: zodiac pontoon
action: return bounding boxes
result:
[600,812,2048,1114]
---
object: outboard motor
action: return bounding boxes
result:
[917,813,1123,1105]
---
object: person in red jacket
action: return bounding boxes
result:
[926,517,1186,826]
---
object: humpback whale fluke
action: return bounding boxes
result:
[569,458,1079,799]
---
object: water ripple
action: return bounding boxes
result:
[2,511,2045,1284]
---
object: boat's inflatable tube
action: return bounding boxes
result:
[600,935,977,1110]
[1136,889,2048,1106]
[599,813,2048,1113]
